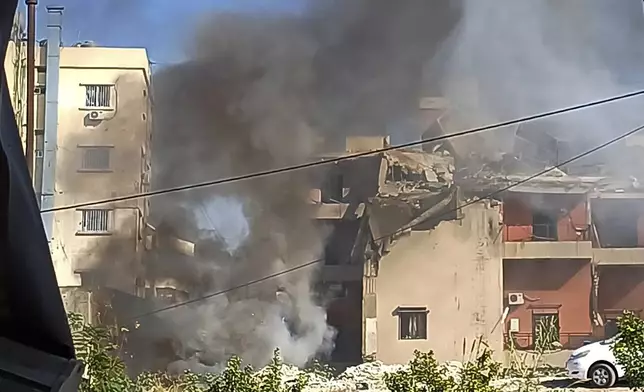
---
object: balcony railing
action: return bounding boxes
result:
[504,332,595,351]
[531,224,558,242]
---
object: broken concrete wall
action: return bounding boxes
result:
[372,201,503,364]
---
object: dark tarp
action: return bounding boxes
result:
[0,0,74,359]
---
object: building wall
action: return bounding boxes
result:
[503,259,593,348]
[49,47,151,291]
[598,266,644,312]
[374,201,503,364]
[503,194,587,242]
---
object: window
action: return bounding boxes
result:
[78,209,112,234]
[79,146,112,171]
[532,311,560,349]
[84,84,112,108]
[533,211,557,241]
[397,307,428,340]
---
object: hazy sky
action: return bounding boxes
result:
[25,0,303,64]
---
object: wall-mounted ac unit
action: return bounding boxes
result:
[509,318,520,332]
[508,292,525,305]
[88,110,114,121]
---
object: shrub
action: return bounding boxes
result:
[68,313,132,392]
[456,346,501,392]
[384,346,502,392]
[614,311,644,389]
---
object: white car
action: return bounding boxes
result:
[566,337,624,388]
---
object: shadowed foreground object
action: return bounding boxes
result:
[0,0,81,390]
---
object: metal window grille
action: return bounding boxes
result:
[80,147,110,170]
[85,85,112,107]
[80,209,111,233]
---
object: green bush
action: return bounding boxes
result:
[455,348,501,392]
[69,313,133,392]
[614,311,644,389]
[384,348,500,392]
[69,313,308,391]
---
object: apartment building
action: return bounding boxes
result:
[6,7,152,316]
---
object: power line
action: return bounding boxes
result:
[41,89,644,214]
[126,121,644,321]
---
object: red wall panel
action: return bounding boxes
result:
[503,197,533,242]
[504,259,593,346]
[557,200,587,241]
[598,266,644,312]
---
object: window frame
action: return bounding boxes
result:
[76,208,114,235]
[77,144,114,173]
[396,306,429,341]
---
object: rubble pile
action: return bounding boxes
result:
[250,360,582,391]
[259,361,461,392]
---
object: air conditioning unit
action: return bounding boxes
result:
[88,110,114,121]
[508,292,525,305]
[509,318,520,332]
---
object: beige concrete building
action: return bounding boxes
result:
[6,7,152,315]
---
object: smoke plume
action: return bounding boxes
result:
[146,0,462,370]
[430,0,644,176]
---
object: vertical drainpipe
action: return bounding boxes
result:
[25,0,37,179]
[40,6,63,241]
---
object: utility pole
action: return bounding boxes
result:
[25,0,37,179]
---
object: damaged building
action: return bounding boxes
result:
[311,99,644,365]
[304,132,504,365]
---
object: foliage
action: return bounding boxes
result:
[305,358,335,380]
[455,338,501,392]
[384,347,501,392]
[70,311,557,392]
[532,316,561,351]
[614,311,644,389]
[209,355,259,392]
[68,312,133,392]
[504,316,572,392]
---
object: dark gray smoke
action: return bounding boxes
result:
[147,0,462,370]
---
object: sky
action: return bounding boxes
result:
[23,0,303,65]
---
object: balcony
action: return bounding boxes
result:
[504,241,592,259]
[593,248,644,265]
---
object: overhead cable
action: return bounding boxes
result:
[41,89,644,213]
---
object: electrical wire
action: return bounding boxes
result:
[126,121,644,321]
[41,89,644,214]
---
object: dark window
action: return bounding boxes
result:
[85,84,112,107]
[604,318,619,339]
[532,312,560,349]
[321,172,344,203]
[533,211,557,241]
[79,209,111,234]
[79,146,111,171]
[398,307,428,340]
